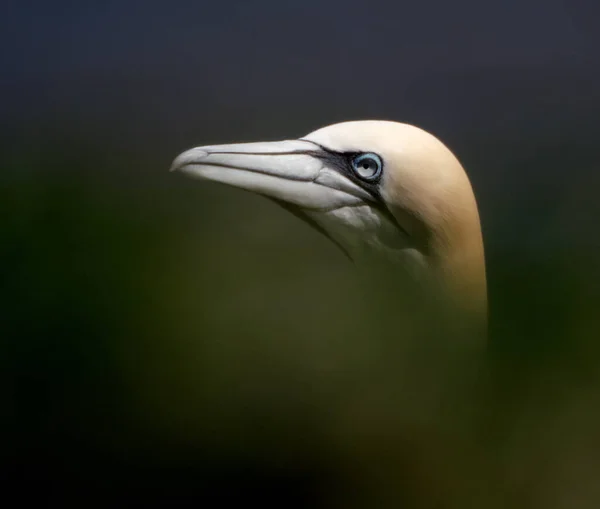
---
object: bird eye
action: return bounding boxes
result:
[351,153,382,181]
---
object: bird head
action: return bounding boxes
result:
[171,120,486,330]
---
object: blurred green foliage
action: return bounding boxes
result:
[3,134,600,508]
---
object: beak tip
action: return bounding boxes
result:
[169,162,182,173]
[169,149,209,173]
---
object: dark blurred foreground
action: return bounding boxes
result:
[3,120,600,507]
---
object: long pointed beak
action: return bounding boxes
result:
[170,139,372,210]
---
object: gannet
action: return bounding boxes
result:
[170,121,487,341]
